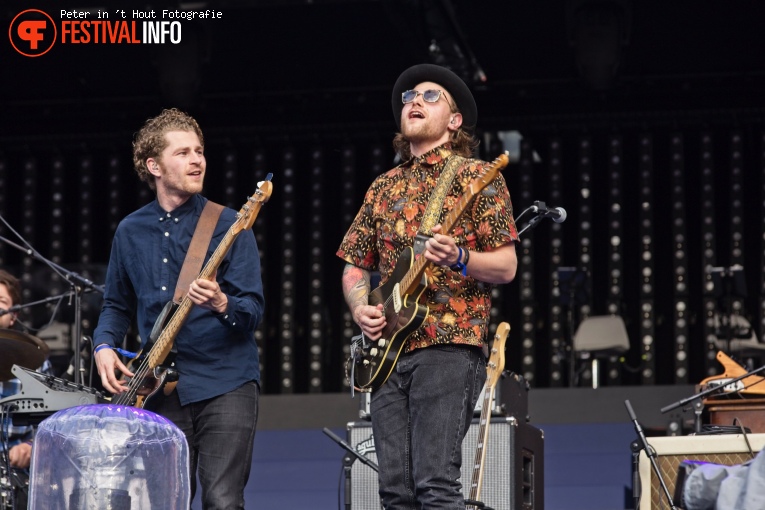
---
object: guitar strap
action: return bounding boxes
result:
[173,200,225,304]
[413,153,466,256]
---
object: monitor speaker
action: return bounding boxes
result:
[346,417,544,509]
[637,432,765,510]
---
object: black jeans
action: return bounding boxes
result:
[148,381,259,510]
[370,344,486,509]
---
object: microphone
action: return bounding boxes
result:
[63,336,91,381]
[533,201,567,223]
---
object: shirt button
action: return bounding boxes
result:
[174,218,179,223]
[163,258,168,263]
[161,286,167,291]
[166,213,171,217]
[224,315,229,319]
[232,322,236,326]
[165,232,169,237]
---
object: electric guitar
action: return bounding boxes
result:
[114,175,273,408]
[698,350,765,397]
[466,322,509,510]
[349,154,509,392]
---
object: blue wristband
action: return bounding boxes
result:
[94,344,112,354]
[115,347,138,359]
[450,247,467,276]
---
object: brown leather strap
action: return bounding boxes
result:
[173,200,224,304]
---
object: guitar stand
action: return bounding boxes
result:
[625,400,678,510]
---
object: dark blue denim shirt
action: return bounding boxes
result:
[94,194,264,405]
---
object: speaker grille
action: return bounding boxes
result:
[347,417,540,509]
[637,433,765,510]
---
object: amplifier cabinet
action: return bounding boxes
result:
[347,417,544,510]
[637,433,765,510]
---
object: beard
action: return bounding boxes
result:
[157,165,205,197]
[400,118,446,145]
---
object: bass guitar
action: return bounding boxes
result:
[114,175,273,408]
[698,350,765,397]
[349,154,509,392]
[466,322,509,510]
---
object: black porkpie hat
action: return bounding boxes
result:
[391,64,477,133]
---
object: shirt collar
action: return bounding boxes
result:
[153,194,203,223]
[403,143,454,168]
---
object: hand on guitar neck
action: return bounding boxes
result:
[422,224,462,268]
[187,275,228,314]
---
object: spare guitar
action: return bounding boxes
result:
[466,322,509,510]
[698,350,765,397]
[114,174,273,408]
[349,153,510,392]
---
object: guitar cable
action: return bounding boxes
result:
[1,405,18,510]
[697,417,755,459]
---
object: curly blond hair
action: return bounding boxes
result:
[132,108,204,190]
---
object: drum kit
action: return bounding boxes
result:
[0,328,49,382]
[0,328,48,510]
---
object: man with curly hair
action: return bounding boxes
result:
[94,108,264,509]
[338,64,519,509]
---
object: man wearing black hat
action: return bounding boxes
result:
[338,64,519,508]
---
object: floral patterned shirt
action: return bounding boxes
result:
[337,144,518,352]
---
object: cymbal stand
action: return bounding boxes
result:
[0,223,103,386]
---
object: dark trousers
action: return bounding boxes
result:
[370,344,486,509]
[148,382,259,510]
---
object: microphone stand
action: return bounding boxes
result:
[323,428,379,510]
[0,231,103,386]
[517,214,545,237]
[660,363,765,432]
[625,399,678,510]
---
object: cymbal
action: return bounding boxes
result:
[0,328,50,381]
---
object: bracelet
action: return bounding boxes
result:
[449,247,468,276]
[94,343,112,354]
[463,248,470,267]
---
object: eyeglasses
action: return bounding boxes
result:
[401,89,453,109]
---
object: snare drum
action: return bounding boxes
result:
[0,465,28,510]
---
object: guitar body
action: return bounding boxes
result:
[351,247,429,392]
[123,353,178,409]
[699,351,765,397]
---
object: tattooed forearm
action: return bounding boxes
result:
[342,264,371,314]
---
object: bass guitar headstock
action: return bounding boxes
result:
[232,173,273,234]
